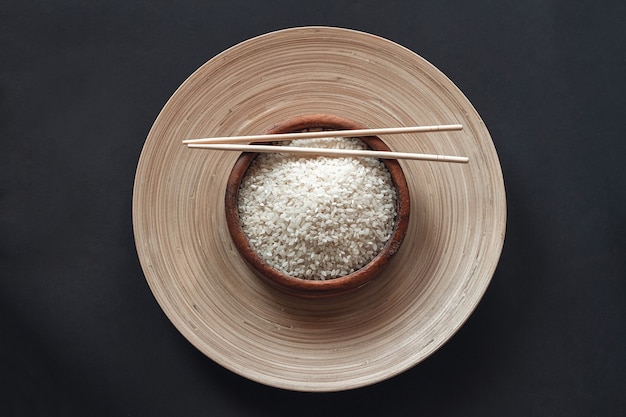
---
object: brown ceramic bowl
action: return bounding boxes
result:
[225,114,410,297]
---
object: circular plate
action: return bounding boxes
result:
[132,26,506,392]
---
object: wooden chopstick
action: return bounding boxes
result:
[186,143,469,163]
[182,124,463,144]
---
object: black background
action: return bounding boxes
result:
[2,1,625,416]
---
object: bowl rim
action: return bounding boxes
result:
[224,113,411,297]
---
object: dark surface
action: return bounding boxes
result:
[1,1,625,416]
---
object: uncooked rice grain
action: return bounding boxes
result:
[238,137,397,280]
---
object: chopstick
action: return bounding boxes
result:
[187,143,469,163]
[182,124,463,144]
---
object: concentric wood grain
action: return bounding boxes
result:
[132,26,506,392]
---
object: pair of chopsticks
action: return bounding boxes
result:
[182,124,469,163]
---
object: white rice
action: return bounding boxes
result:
[238,137,397,280]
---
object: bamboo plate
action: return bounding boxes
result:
[132,26,506,392]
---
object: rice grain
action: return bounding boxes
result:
[238,137,397,280]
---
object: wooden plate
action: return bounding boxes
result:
[132,26,506,392]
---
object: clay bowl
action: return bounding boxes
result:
[225,114,410,297]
